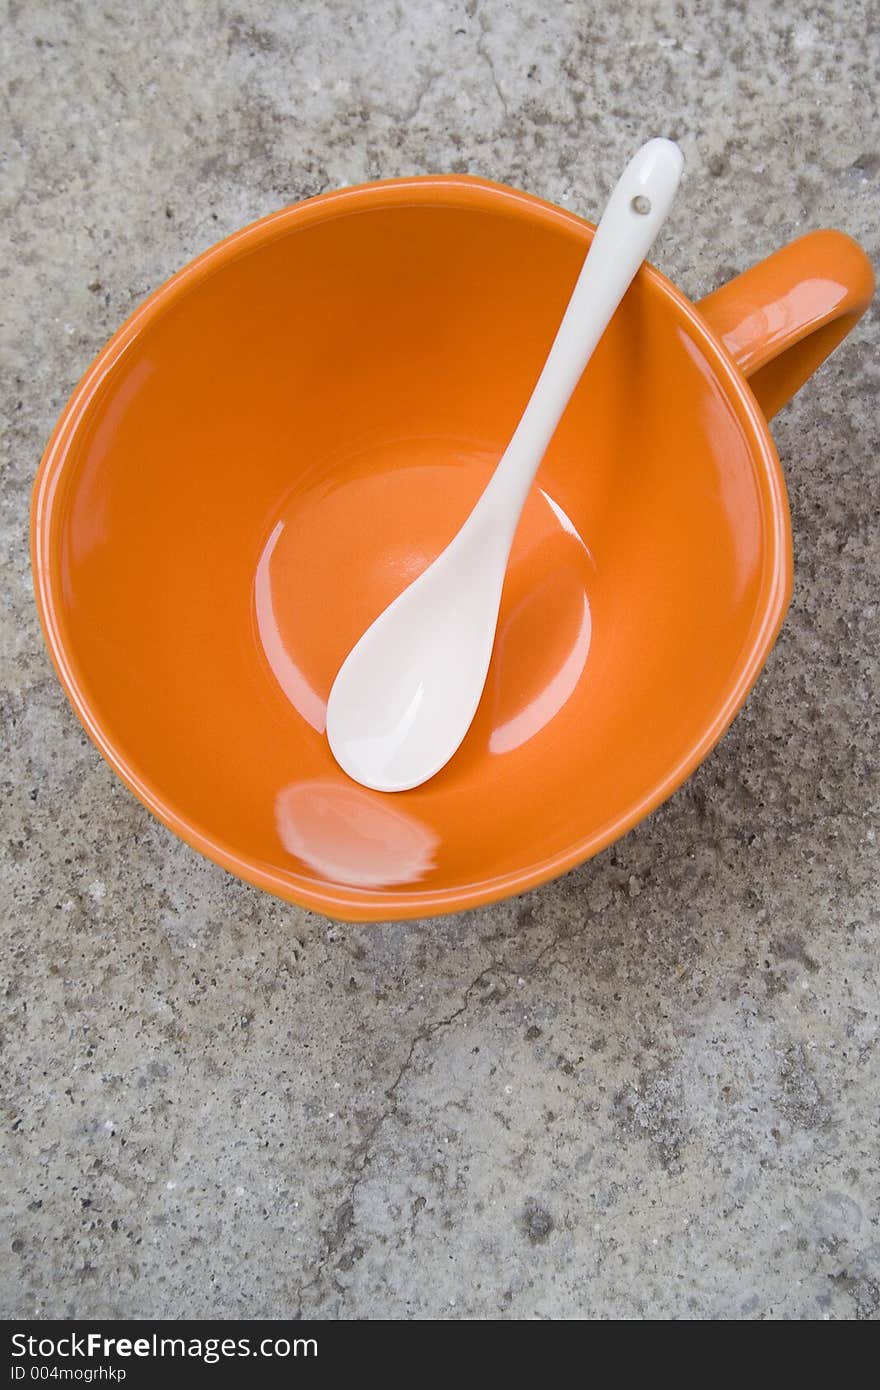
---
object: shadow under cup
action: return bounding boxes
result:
[35,180,789,919]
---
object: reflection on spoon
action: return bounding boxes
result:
[275,778,438,888]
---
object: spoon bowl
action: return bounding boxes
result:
[326,502,512,791]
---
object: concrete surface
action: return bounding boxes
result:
[2,0,878,1320]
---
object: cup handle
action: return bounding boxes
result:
[698,230,874,419]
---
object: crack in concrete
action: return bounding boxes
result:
[296,905,611,1308]
[296,956,497,1305]
[383,960,498,1101]
[477,10,509,116]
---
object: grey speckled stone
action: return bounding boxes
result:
[2,0,878,1320]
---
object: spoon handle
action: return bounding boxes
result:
[488,138,684,518]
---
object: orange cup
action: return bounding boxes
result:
[31,177,874,920]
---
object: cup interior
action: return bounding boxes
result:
[36,180,789,917]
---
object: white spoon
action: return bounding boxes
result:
[327,138,684,792]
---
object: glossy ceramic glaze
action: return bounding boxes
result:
[32,177,874,920]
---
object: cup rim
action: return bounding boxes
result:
[31,174,793,921]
